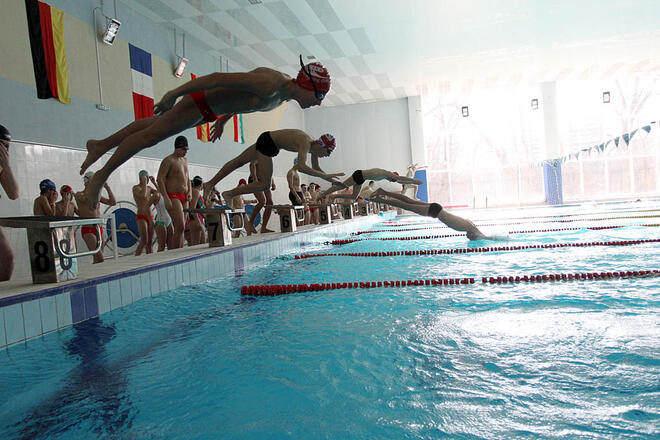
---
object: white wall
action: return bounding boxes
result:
[303,98,413,189]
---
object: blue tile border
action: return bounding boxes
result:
[0,213,392,349]
[70,288,85,324]
[83,286,98,319]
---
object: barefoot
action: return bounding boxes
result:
[202,182,214,203]
[80,140,106,175]
[75,187,100,211]
[372,188,386,197]
[221,191,232,206]
[260,227,274,233]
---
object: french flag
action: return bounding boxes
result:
[129,44,154,120]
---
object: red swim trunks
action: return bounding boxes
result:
[168,193,187,204]
[81,225,103,237]
[190,91,219,123]
[136,214,153,224]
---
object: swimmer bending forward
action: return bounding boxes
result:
[203,129,345,205]
[78,59,331,209]
[371,189,488,240]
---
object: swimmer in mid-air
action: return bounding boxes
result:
[202,129,345,207]
[78,57,331,209]
[370,188,488,240]
[320,168,422,202]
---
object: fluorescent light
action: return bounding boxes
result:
[603,91,610,103]
[531,98,539,110]
[174,57,189,78]
[461,106,469,117]
[102,18,121,45]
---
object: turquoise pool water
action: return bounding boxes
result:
[1,203,659,439]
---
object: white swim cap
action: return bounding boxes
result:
[83,171,94,183]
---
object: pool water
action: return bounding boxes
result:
[1,203,659,439]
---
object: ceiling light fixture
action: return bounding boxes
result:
[174,31,189,78]
[461,106,469,117]
[602,91,610,103]
[531,98,538,110]
[102,18,121,45]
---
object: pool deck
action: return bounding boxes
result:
[0,213,393,350]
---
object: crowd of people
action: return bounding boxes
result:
[0,58,488,282]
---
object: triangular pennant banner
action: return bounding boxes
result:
[642,125,651,133]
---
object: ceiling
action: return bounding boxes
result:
[121,0,660,106]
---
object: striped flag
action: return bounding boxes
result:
[129,44,154,120]
[25,0,70,104]
[232,114,244,144]
[191,73,211,142]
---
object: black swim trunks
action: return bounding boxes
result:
[289,190,304,206]
[255,131,279,157]
[427,202,443,218]
[352,169,365,185]
[248,175,255,184]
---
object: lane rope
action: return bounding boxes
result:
[354,214,660,235]
[329,224,660,245]
[241,270,660,296]
[295,238,660,259]
[381,207,660,226]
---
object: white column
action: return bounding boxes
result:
[541,82,560,159]
[407,96,426,165]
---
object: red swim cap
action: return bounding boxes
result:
[60,185,73,193]
[238,179,247,186]
[296,62,331,95]
[317,133,336,151]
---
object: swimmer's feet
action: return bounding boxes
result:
[221,191,232,206]
[260,227,274,233]
[372,188,386,198]
[202,182,215,203]
[75,187,100,211]
[80,140,106,175]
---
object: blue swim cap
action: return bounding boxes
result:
[39,179,56,192]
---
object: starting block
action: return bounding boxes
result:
[341,202,358,220]
[265,205,305,232]
[186,208,244,247]
[309,203,332,224]
[358,201,374,216]
[0,216,103,284]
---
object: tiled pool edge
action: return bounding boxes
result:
[0,213,394,350]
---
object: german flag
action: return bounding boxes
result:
[191,73,211,142]
[25,0,70,104]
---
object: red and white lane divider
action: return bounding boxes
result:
[241,269,660,297]
[381,207,660,226]
[295,238,660,259]
[357,215,660,235]
[331,224,660,245]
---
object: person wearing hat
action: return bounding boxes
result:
[76,171,116,264]
[229,178,258,238]
[78,57,332,211]
[132,170,160,256]
[319,168,423,202]
[370,188,488,240]
[55,185,79,217]
[0,124,19,281]
[203,129,345,208]
[156,136,191,249]
[33,179,58,216]
[186,175,206,245]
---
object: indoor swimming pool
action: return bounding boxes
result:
[1,202,659,439]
